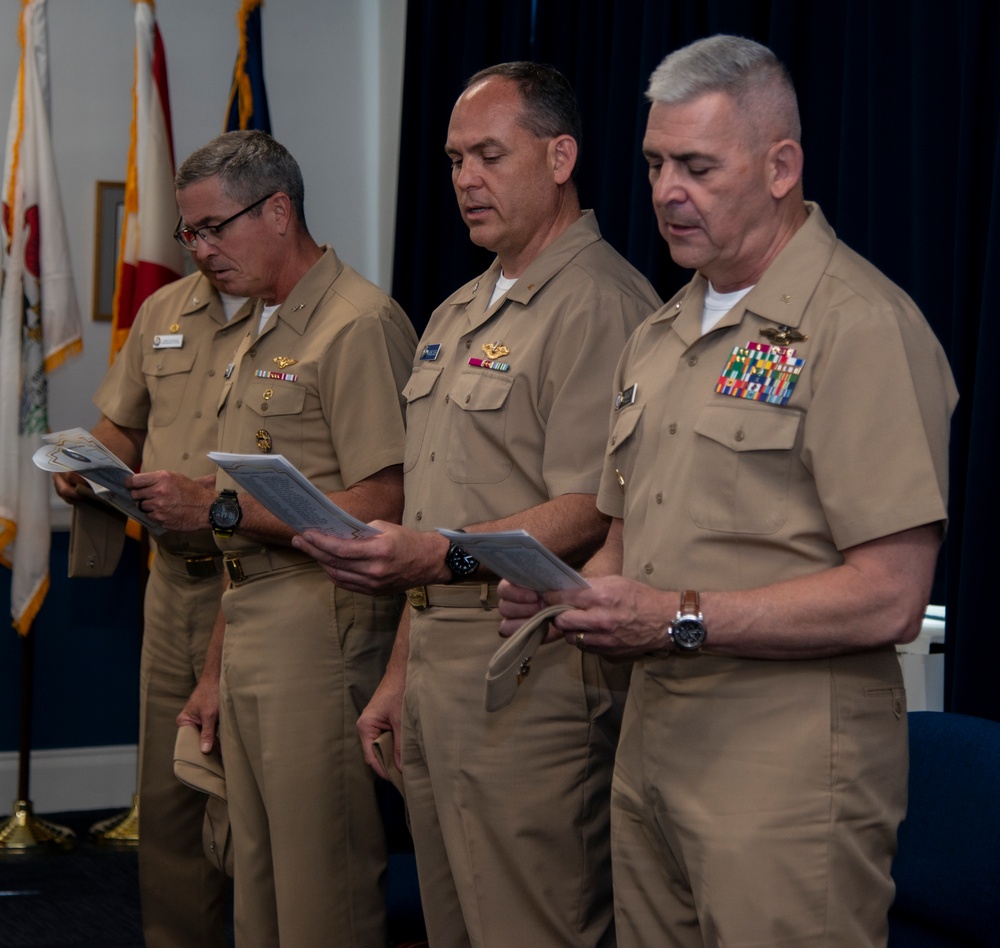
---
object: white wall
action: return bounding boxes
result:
[0,0,407,453]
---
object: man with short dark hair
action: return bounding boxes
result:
[499,35,957,947]
[132,130,417,946]
[294,63,662,945]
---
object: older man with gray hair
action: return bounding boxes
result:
[499,35,956,947]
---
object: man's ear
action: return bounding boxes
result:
[270,192,293,234]
[769,139,804,200]
[550,134,579,185]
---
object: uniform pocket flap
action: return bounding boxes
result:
[451,371,514,412]
[403,364,441,403]
[607,405,643,456]
[247,382,305,418]
[141,347,197,378]
[694,403,801,453]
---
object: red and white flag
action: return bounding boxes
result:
[1,0,83,634]
[111,0,183,360]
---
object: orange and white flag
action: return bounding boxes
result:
[110,0,183,361]
[1,0,83,634]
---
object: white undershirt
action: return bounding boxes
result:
[702,282,754,334]
[257,303,280,336]
[220,292,247,322]
[489,272,517,308]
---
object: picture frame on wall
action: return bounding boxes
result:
[91,180,124,321]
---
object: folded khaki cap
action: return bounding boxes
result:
[484,604,572,712]
[173,725,226,802]
[68,498,127,577]
[372,730,405,798]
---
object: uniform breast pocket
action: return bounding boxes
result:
[246,382,306,459]
[689,403,802,534]
[446,371,514,484]
[142,348,197,428]
[402,365,442,474]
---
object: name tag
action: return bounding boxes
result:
[152,334,184,349]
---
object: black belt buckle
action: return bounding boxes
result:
[224,554,246,584]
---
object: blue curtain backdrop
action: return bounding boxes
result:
[392,0,1000,722]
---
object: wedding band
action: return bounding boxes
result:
[575,632,585,645]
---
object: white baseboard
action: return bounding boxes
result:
[0,744,137,814]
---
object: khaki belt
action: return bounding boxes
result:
[406,583,499,610]
[224,548,316,586]
[182,554,224,579]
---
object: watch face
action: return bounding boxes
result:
[446,544,479,578]
[672,617,706,650]
[210,501,240,529]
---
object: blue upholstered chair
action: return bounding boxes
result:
[888,710,1000,946]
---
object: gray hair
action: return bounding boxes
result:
[647,35,801,144]
[175,130,307,226]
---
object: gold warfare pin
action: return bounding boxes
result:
[273,356,297,369]
[482,340,510,359]
[760,325,807,346]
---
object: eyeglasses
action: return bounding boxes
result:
[173,192,275,249]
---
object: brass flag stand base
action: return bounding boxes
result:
[89,793,140,848]
[0,799,76,853]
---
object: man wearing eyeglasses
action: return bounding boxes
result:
[54,257,253,948]
[128,130,418,947]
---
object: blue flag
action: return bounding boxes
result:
[225,0,271,133]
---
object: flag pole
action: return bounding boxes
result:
[0,631,75,851]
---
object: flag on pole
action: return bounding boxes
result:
[1,0,84,634]
[225,0,271,133]
[110,0,183,361]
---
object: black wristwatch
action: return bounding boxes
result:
[668,589,707,652]
[445,542,479,581]
[208,489,242,538]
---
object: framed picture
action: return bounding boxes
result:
[91,180,125,321]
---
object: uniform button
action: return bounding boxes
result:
[465,339,471,350]
[261,403,269,411]
[236,399,242,408]
[668,423,677,434]
[430,452,435,461]
[445,395,450,404]
[465,395,471,404]
[643,563,654,575]
[687,356,698,367]
[415,510,423,521]
[610,435,617,445]
[248,348,257,358]
[208,369,216,377]
[194,410,202,418]
[182,452,190,460]
[655,492,663,504]
[735,429,745,442]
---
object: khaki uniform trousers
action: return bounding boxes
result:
[611,648,908,948]
[138,548,228,948]
[219,563,400,948]
[403,602,629,948]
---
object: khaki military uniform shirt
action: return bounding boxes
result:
[600,203,956,590]
[403,211,661,530]
[96,271,252,556]
[216,246,416,546]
